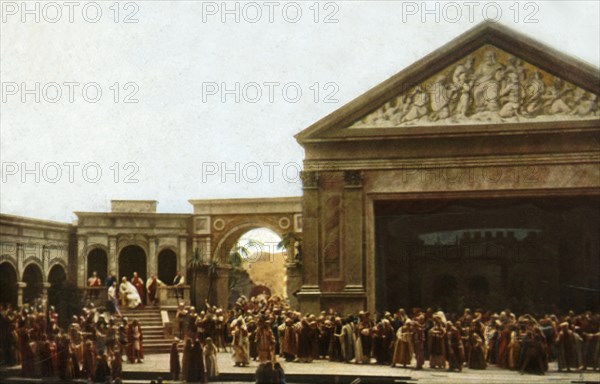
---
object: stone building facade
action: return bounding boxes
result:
[0,198,302,309]
[1,23,598,315]
[294,23,600,315]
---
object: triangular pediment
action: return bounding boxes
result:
[350,45,598,129]
[296,23,599,143]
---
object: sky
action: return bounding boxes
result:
[1,1,599,223]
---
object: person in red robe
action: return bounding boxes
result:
[146,275,164,306]
[131,272,145,307]
[87,271,102,299]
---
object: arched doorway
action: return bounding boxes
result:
[227,227,285,306]
[87,248,108,282]
[0,262,18,307]
[48,264,67,308]
[22,264,43,306]
[119,245,147,304]
[158,249,177,284]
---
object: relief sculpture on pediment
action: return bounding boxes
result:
[351,45,599,128]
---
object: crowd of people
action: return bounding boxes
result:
[0,301,144,382]
[2,289,599,383]
[172,294,600,378]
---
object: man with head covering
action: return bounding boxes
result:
[255,315,275,363]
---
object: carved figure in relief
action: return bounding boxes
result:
[521,71,545,116]
[498,72,521,118]
[473,50,504,112]
[401,86,430,123]
[542,79,572,115]
[429,75,451,121]
[570,91,598,116]
[350,47,598,128]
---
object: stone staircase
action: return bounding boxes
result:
[121,307,172,354]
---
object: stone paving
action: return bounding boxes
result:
[123,352,600,383]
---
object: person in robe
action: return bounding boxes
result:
[556,322,578,371]
[131,272,145,307]
[190,338,207,383]
[256,316,275,363]
[39,334,54,377]
[146,274,164,306]
[175,303,189,339]
[373,319,394,365]
[173,271,185,300]
[278,317,298,362]
[111,350,123,381]
[337,316,355,363]
[328,317,344,362]
[231,317,250,367]
[446,321,464,372]
[297,316,319,363]
[181,338,192,382]
[412,317,426,370]
[119,277,142,309]
[81,340,96,380]
[88,271,102,299]
[428,316,447,369]
[127,319,144,363]
[214,308,227,352]
[94,350,111,383]
[248,317,258,361]
[391,320,413,368]
[356,311,373,364]
[468,333,487,370]
[107,281,121,319]
[169,338,181,381]
[519,329,546,375]
[204,337,219,379]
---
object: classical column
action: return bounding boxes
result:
[17,282,26,308]
[77,238,86,287]
[16,243,24,277]
[108,236,117,275]
[42,245,49,276]
[285,262,302,309]
[179,237,188,272]
[148,237,157,278]
[296,171,321,313]
[42,282,51,309]
[343,171,366,296]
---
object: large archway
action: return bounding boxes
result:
[227,227,286,307]
[0,262,18,307]
[48,264,67,308]
[22,264,43,306]
[158,249,177,284]
[87,248,108,283]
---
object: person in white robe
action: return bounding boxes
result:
[119,277,142,309]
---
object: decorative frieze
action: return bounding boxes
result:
[351,45,599,128]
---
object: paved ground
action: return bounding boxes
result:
[122,352,600,383]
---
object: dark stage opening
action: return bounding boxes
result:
[87,248,108,282]
[0,262,18,307]
[22,264,43,305]
[374,195,600,315]
[158,249,177,284]
[119,245,147,283]
[48,264,67,308]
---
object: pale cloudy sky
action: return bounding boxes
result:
[1,1,599,222]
